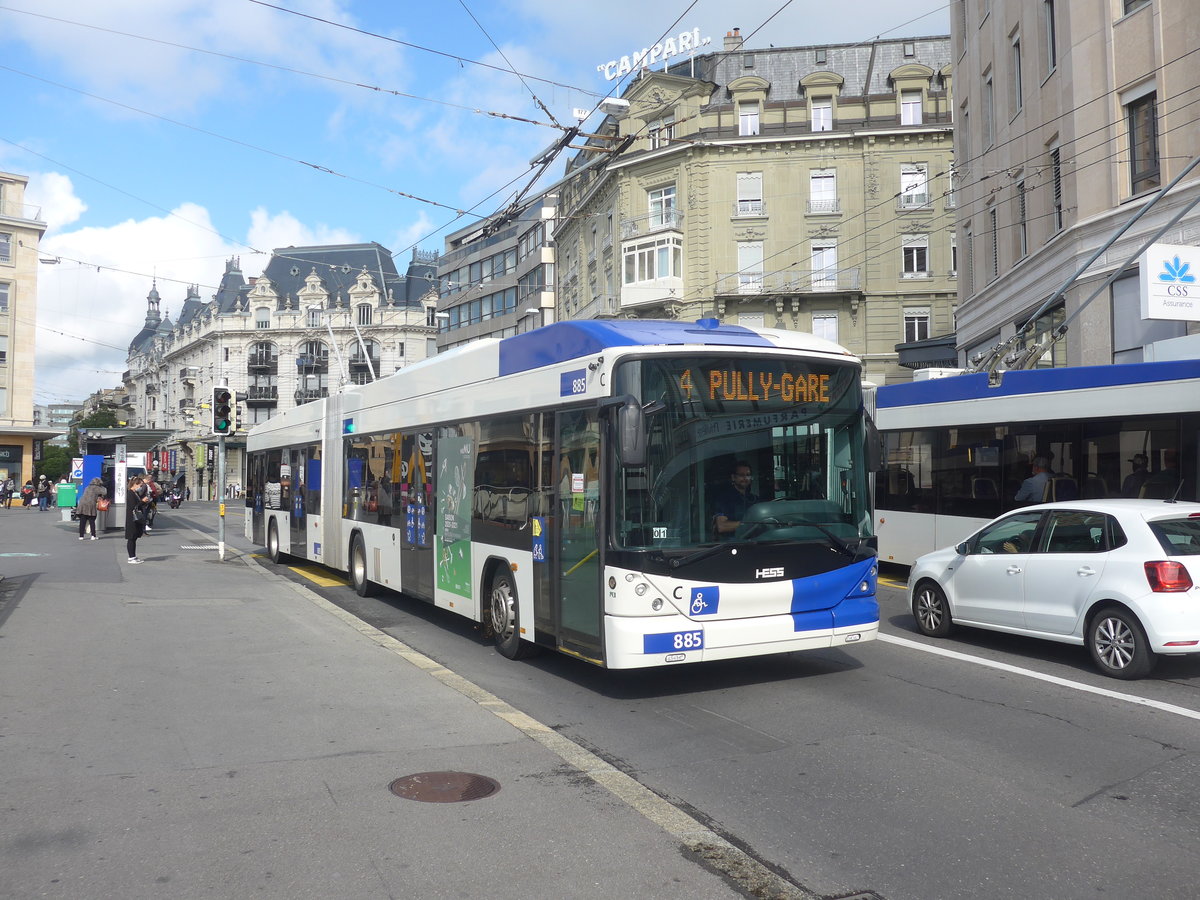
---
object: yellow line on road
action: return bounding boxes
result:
[287,564,348,588]
[878,576,907,589]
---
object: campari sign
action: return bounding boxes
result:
[1140,242,1200,322]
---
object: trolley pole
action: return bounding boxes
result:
[217,434,226,561]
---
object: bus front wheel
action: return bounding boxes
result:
[490,568,535,660]
[350,534,374,597]
[267,520,284,564]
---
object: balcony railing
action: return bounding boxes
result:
[247,386,279,405]
[715,267,861,295]
[294,388,329,404]
[247,352,278,370]
[348,354,380,370]
[897,193,931,210]
[296,354,329,370]
[806,198,841,214]
[178,399,193,412]
[620,208,684,239]
[732,199,767,217]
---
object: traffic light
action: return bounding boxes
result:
[233,392,247,433]
[212,386,233,435]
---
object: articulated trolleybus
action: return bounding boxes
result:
[246,319,879,668]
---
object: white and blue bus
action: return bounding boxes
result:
[873,358,1200,566]
[245,319,879,668]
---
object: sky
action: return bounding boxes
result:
[0,0,950,405]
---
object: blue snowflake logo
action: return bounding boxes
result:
[1158,255,1196,284]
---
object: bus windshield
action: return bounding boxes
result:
[612,354,871,551]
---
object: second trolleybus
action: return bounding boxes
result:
[245,319,879,668]
[872,358,1200,566]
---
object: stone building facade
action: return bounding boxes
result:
[553,30,957,385]
[124,244,440,498]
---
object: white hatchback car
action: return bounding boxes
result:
[908,499,1200,679]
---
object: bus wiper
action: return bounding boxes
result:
[740,519,859,558]
[666,541,755,569]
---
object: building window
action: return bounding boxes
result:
[735,172,764,215]
[982,70,995,148]
[307,308,322,328]
[1044,0,1057,73]
[0,334,7,366]
[1016,181,1028,258]
[0,281,9,313]
[255,306,271,329]
[811,313,838,343]
[739,101,760,136]
[899,164,930,207]
[648,185,676,227]
[815,48,827,65]
[809,168,838,213]
[0,232,12,265]
[1123,0,1150,12]
[902,234,930,277]
[736,241,764,293]
[648,115,675,149]
[989,207,1000,280]
[950,236,958,275]
[623,236,683,284]
[964,225,974,294]
[812,243,838,290]
[357,304,373,326]
[901,90,923,125]
[397,341,405,359]
[904,307,931,343]
[811,99,833,132]
[1010,34,1023,113]
[903,42,916,58]
[1127,92,1160,194]
[425,306,438,327]
[1049,146,1064,232]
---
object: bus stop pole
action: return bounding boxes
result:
[217,435,226,561]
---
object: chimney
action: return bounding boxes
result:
[724,28,743,51]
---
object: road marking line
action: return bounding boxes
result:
[878,632,1200,721]
[287,564,348,587]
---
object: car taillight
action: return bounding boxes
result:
[1144,561,1194,592]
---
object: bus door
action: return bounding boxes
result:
[287,447,306,556]
[400,431,435,599]
[553,409,603,659]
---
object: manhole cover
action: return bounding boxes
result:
[388,771,500,803]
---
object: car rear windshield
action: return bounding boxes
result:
[1149,517,1200,556]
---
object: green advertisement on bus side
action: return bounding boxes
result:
[436,436,474,597]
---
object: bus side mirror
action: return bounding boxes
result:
[865,415,881,471]
[618,397,647,468]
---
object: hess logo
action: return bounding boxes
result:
[755,567,785,579]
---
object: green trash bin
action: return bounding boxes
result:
[56,483,78,507]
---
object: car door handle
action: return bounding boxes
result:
[1007,565,1022,575]
[1077,566,1097,576]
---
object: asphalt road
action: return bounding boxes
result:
[186,507,1200,900]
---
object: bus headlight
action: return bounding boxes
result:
[651,598,663,611]
[635,583,648,596]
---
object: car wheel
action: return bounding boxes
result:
[1088,607,1156,679]
[912,580,954,637]
[267,520,285,564]
[350,534,374,597]
[489,567,536,660]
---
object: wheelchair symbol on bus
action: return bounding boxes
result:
[690,587,719,616]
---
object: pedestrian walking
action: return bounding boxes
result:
[36,475,51,511]
[76,477,107,540]
[125,475,151,564]
[21,479,35,508]
[0,475,13,508]
[143,472,161,533]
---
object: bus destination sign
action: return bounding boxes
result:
[679,367,831,405]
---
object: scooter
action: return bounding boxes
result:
[168,489,183,509]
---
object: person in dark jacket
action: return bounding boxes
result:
[125,475,151,564]
[77,477,107,540]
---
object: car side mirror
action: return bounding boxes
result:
[618,397,647,468]
[954,541,969,556]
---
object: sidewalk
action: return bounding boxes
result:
[0,504,784,899]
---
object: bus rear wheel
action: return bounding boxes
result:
[490,568,535,660]
[350,534,374,597]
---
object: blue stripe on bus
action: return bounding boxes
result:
[789,557,876,612]
[876,358,1200,409]
[498,320,775,376]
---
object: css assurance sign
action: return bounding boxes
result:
[1141,242,1200,321]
